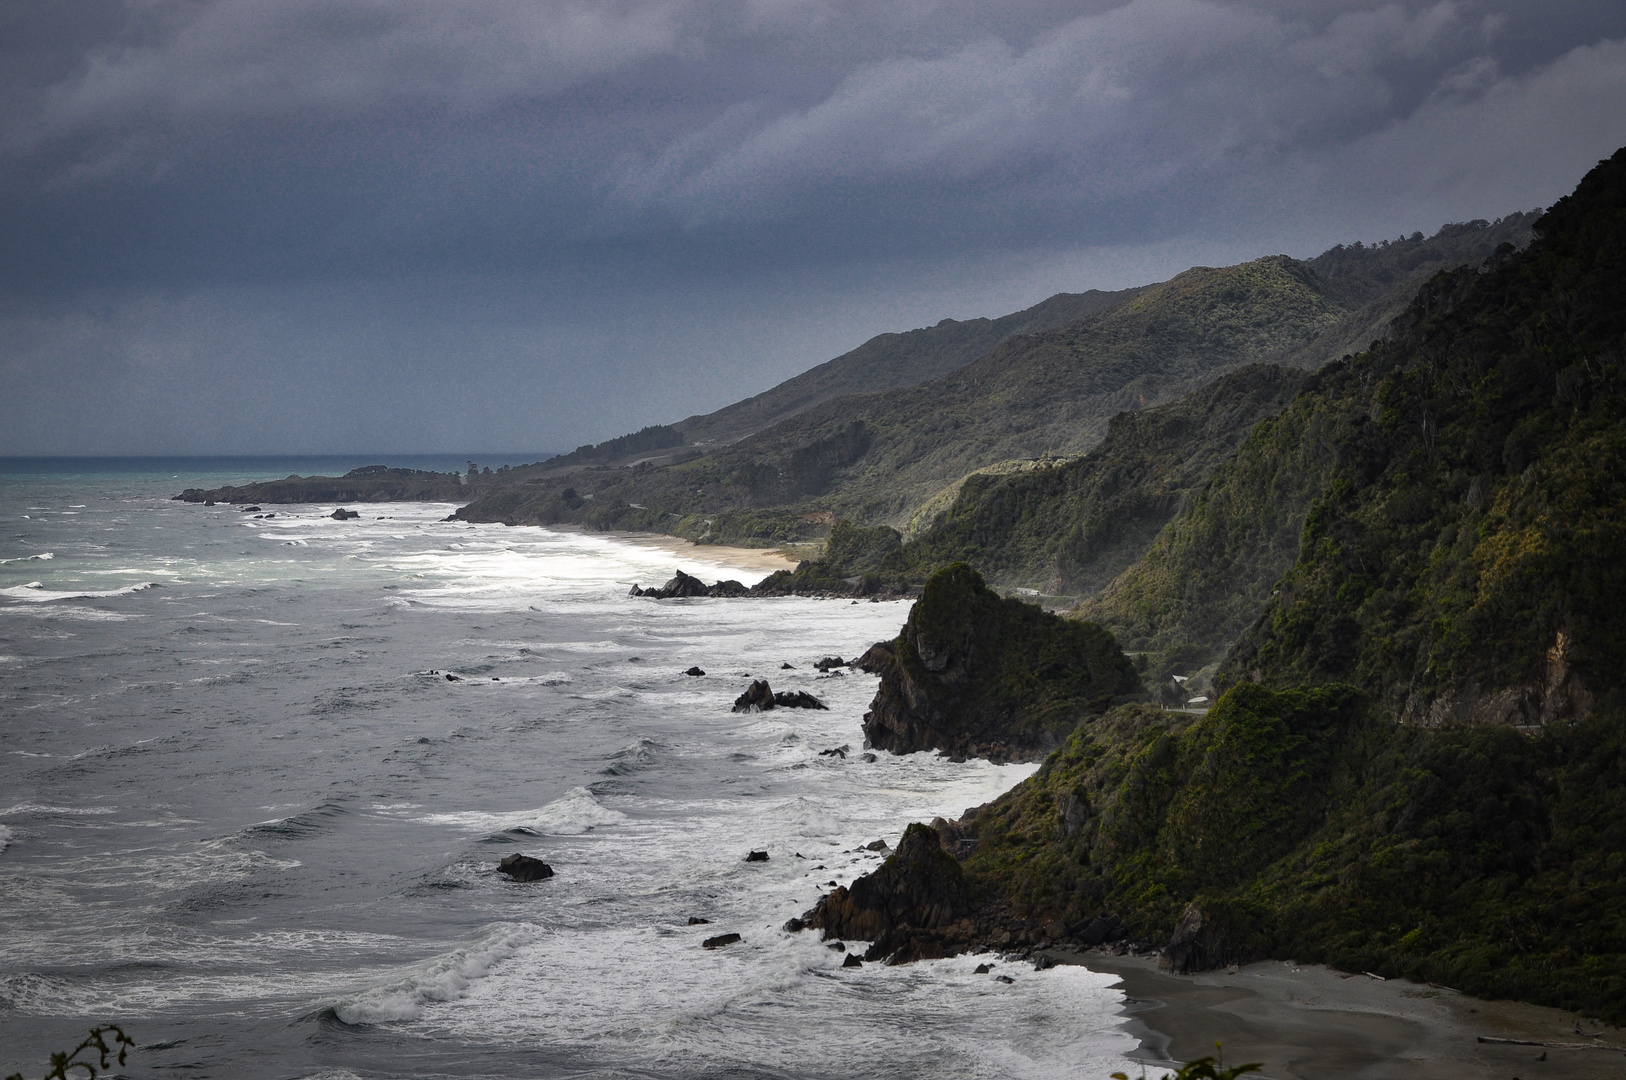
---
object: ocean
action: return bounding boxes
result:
[0,458,1137,1080]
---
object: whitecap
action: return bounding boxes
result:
[329,923,539,1025]
[414,786,627,836]
[0,804,117,817]
[0,581,160,603]
[0,552,53,564]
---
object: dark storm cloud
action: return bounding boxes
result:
[2,1,1624,454]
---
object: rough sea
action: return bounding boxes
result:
[0,458,1137,1080]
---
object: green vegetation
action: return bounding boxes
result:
[1113,1052,1261,1080]
[958,684,1626,1021]
[880,365,1304,596]
[864,564,1142,759]
[5,1026,133,1080]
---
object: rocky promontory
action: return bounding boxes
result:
[174,465,470,505]
[860,563,1141,762]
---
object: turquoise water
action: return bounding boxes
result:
[0,459,1134,1080]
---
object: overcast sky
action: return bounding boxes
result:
[2,0,1623,455]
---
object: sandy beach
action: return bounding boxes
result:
[1058,952,1626,1080]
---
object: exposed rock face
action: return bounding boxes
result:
[496,854,554,882]
[703,933,742,948]
[853,642,894,673]
[807,823,972,962]
[861,564,1141,762]
[1159,904,1230,974]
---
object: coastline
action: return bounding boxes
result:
[549,524,800,575]
[1060,952,1626,1080]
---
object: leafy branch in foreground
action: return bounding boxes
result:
[4,1026,134,1080]
[1113,1046,1263,1080]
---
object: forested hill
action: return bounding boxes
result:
[446,214,1533,542]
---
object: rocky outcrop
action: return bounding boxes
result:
[861,563,1141,762]
[496,854,554,881]
[331,508,360,520]
[853,642,894,673]
[731,680,828,712]
[806,823,974,963]
[175,466,468,505]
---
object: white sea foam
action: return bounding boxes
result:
[0,581,159,602]
[414,786,627,836]
[331,923,538,1024]
[0,552,52,563]
[0,804,117,817]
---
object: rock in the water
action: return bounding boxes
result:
[772,690,827,710]
[995,974,1014,984]
[974,963,992,974]
[860,753,877,763]
[744,850,769,862]
[819,744,851,758]
[826,941,846,952]
[864,839,889,851]
[782,917,806,932]
[708,579,750,597]
[703,933,742,949]
[659,569,712,597]
[684,666,706,676]
[1034,954,1058,970]
[733,679,776,712]
[813,656,846,671]
[497,853,554,882]
[780,663,795,669]
[445,673,461,682]
[331,508,360,520]
[688,917,711,925]
[842,953,863,968]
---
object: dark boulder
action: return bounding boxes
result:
[974,963,992,974]
[773,690,827,710]
[708,579,750,597]
[658,569,711,597]
[842,953,863,967]
[820,745,851,758]
[703,933,742,949]
[814,656,846,671]
[744,850,769,862]
[684,666,706,676]
[864,839,889,851]
[445,673,461,682]
[782,917,806,932]
[688,917,711,925]
[497,854,554,882]
[733,680,776,712]
[331,508,360,520]
[826,941,846,952]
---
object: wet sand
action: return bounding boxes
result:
[1061,953,1626,1080]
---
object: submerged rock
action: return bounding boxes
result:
[496,854,554,882]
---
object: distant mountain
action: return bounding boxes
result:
[452,213,1534,542]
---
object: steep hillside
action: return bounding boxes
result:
[1220,153,1626,726]
[879,364,1305,596]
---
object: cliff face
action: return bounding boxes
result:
[861,563,1140,762]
